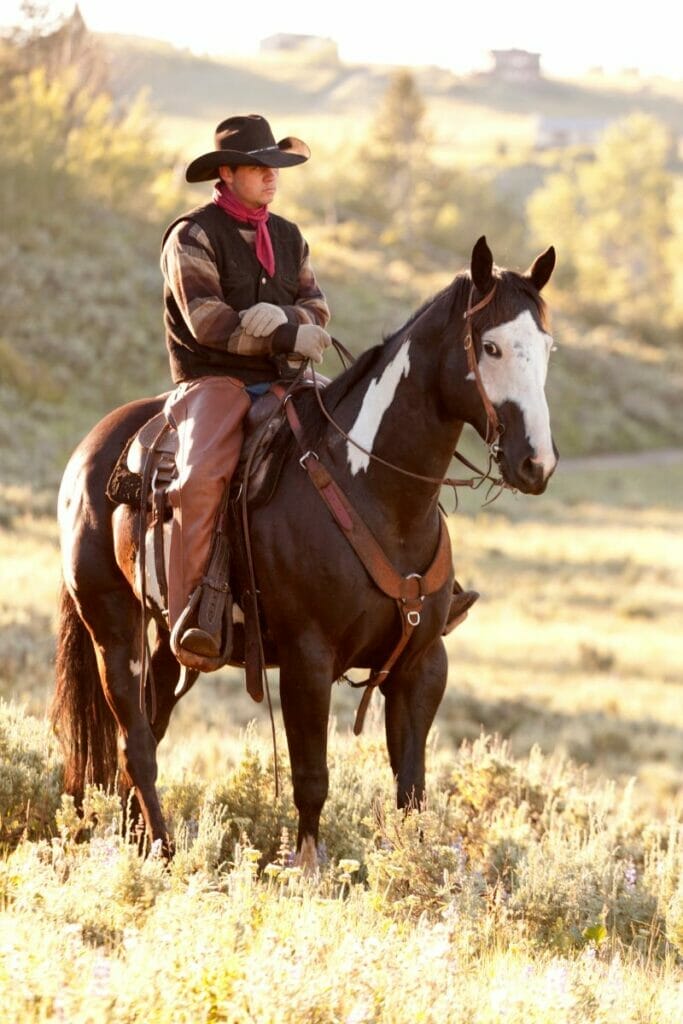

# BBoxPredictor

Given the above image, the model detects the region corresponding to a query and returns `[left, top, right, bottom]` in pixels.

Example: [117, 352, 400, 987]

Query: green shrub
[207, 729, 297, 864]
[366, 798, 487, 924]
[0, 699, 63, 846]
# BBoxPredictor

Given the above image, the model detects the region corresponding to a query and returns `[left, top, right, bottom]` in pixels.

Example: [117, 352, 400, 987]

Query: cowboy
[160, 114, 332, 667]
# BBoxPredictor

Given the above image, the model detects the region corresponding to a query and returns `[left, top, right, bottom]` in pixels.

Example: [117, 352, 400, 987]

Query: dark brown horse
[51, 237, 557, 861]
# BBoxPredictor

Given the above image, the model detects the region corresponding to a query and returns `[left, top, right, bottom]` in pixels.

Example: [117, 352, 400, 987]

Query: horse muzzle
[497, 441, 559, 495]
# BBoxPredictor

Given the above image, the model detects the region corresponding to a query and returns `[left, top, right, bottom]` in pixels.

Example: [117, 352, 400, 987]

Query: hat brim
[185, 136, 310, 183]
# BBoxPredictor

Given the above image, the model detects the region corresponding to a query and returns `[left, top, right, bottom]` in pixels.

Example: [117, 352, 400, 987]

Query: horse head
[454, 236, 558, 495]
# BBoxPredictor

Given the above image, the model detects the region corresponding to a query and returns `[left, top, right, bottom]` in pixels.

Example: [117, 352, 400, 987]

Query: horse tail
[50, 581, 118, 799]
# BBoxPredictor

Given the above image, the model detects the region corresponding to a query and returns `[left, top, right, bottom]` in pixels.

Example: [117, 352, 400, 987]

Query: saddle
[106, 382, 314, 702]
[109, 388, 290, 512]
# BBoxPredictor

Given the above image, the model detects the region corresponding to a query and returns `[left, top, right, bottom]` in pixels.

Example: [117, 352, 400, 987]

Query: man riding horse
[161, 113, 477, 670]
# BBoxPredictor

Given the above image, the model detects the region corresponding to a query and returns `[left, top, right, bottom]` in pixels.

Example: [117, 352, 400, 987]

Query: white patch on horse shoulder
[346, 339, 411, 474]
[129, 659, 142, 678]
[477, 310, 556, 474]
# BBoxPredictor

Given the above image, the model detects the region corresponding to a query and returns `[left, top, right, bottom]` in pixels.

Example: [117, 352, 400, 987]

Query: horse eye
[483, 341, 502, 359]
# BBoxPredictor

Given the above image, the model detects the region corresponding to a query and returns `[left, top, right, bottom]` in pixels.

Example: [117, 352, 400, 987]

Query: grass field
[2, 452, 681, 800]
[1, 450, 682, 1022]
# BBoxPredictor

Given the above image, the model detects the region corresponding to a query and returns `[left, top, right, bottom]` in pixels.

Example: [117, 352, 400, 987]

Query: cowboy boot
[169, 588, 227, 670]
[178, 621, 222, 659]
[170, 510, 234, 668]
[167, 534, 226, 669]
[443, 580, 479, 634]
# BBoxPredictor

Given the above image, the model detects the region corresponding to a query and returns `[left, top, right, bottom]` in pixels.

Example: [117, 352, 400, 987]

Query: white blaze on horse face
[346, 339, 411, 474]
[475, 310, 556, 475]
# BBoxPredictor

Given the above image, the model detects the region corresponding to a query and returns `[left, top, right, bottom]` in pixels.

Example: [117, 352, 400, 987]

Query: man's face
[219, 164, 279, 209]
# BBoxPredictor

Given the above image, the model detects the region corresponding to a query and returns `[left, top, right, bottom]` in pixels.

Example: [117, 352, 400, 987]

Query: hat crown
[185, 113, 309, 182]
[214, 115, 276, 155]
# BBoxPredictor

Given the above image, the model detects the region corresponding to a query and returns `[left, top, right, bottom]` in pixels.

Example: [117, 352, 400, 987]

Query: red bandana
[213, 181, 275, 278]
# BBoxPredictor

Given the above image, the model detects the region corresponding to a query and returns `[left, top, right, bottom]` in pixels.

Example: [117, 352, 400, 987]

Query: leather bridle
[310, 280, 506, 498]
[462, 282, 501, 448]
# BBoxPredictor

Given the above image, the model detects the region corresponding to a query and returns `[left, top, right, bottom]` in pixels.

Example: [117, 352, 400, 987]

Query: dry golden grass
[1, 453, 683, 1021]
[2, 449, 681, 815]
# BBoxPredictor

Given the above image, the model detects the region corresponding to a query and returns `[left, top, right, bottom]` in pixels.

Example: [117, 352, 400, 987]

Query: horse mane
[322, 275, 468, 413]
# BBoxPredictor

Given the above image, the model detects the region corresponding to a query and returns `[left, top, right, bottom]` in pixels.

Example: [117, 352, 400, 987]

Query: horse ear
[526, 246, 556, 291]
[471, 235, 494, 293]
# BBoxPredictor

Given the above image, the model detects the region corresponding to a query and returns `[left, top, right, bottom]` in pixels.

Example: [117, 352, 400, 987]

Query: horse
[51, 236, 557, 862]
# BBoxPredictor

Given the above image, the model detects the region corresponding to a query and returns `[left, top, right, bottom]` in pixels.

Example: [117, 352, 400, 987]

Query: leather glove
[293, 324, 333, 364]
[239, 302, 288, 337]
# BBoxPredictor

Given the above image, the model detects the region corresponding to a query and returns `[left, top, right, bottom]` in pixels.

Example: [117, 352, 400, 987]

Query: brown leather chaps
[163, 375, 251, 631]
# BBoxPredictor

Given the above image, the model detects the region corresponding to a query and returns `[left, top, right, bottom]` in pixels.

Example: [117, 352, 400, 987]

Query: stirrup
[170, 588, 229, 673]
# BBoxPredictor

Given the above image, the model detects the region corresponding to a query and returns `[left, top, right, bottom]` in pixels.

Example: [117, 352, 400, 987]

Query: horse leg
[383, 639, 448, 808]
[84, 588, 173, 854]
[279, 645, 333, 866]
[147, 624, 199, 744]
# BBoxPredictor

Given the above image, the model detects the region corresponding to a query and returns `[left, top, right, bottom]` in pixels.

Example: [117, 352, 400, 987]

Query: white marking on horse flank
[134, 521, 173, 613]
[346, 339, 412, 474]
[129, 659, 142, 678]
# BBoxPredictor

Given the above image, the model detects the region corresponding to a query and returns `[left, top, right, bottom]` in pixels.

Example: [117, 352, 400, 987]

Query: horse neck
[327, 300, 465, 535]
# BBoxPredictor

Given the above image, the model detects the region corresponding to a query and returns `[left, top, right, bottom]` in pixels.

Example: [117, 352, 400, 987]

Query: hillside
[2, 30, 683, 492]
[100, 34, 683, 164]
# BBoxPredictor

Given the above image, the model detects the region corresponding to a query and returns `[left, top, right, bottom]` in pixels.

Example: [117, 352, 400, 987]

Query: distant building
[535, 116, 608, 150]
[489, 49, 541, 82]
[260, 34, 338, 62]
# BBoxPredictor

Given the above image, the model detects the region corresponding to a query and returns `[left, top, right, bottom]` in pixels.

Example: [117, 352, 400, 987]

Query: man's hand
[240, 302, 288, 337]
[293, 324, 333, 364]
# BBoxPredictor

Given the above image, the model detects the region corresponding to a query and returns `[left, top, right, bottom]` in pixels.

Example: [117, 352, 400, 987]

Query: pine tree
[365, 70, 432, 246]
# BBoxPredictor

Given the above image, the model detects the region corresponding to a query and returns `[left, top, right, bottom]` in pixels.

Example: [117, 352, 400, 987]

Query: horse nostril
[521, 456, 544, 484]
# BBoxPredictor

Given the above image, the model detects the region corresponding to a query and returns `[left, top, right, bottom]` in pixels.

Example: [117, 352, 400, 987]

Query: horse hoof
[294, 836, 319, 875]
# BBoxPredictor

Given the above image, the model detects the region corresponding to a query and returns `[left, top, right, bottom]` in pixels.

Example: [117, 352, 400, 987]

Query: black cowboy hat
[185, 114, 310, 183]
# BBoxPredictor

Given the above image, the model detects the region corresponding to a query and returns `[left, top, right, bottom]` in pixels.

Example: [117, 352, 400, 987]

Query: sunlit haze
[2, 0, 681, 78]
